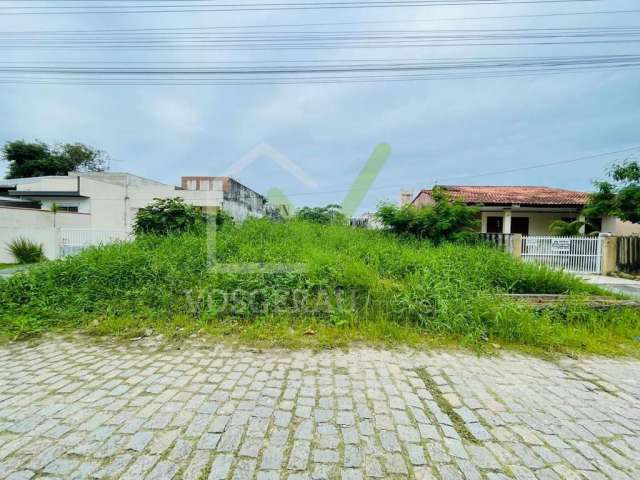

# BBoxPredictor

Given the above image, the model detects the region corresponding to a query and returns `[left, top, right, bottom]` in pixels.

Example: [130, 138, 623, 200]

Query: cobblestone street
[0, 339, 639, 480]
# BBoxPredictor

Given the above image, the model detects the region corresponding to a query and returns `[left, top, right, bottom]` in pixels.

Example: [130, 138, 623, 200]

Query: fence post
[54, 227, 61, 260]
[600, 234, 617, 275]
[511, 234, 523, 260]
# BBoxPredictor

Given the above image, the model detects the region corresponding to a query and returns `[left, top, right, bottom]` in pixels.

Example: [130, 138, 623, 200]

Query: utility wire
[3, 26, 639, 50]
[0, 55, 637, 84]
[1, 8, 635, 34]
[281, 146, 640, 197]
[0, 0, 603, 15]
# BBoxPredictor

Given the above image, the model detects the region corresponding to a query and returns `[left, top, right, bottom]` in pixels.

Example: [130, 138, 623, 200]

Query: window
[57, 205, 79, 213]
[511, 217, 529, 235]
[486, 216, 504, 233]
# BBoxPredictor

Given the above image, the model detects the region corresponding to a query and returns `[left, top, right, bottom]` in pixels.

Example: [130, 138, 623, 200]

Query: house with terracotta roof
[410, 185, 640, 236]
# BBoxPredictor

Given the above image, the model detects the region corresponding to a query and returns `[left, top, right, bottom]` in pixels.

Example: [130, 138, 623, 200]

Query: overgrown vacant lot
[1, 220, 638, 355]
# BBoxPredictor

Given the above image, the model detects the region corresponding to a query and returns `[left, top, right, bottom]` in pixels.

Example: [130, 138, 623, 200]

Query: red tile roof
[412, 186, 588, 207]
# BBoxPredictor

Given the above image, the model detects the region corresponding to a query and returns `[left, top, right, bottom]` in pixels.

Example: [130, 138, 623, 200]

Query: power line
[3, 26, 639, 51]
[0, 55, 638, 85]
[281, 146, 640, 197]
[0, 0, 603, 15]
[0, 54, 637, 74]
[1, 8, 635, 34]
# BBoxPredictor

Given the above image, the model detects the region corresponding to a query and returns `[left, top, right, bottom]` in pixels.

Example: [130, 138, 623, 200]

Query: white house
[0, 172, 267, 262]
[410, 185, 640, 236]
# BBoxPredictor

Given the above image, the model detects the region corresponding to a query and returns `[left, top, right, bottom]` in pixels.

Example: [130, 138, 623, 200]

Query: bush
[7, 238, 44, 264]
[296, 204, 346, 224]
[376, 186, 479, 243]
[133, 197, 204, 235]
[214, 209, 235, 227]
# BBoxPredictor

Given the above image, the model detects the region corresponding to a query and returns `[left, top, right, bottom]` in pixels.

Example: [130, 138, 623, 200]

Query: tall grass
[0, 219, 638, 354]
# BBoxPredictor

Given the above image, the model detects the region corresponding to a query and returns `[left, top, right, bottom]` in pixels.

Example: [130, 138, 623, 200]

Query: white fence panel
[58, 229, 131, 258]
[521, 236, 602, 274]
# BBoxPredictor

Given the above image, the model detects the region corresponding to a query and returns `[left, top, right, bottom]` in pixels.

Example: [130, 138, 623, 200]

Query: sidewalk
[579, 274, 640, 298]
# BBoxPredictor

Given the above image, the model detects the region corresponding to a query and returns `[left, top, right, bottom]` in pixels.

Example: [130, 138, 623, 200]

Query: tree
[2, 140, 108, 178]
[296, 204, 346, 224]
[133, 198, 205, 235]
[584, 160, 640, 224]
[375, 186, 480, 243]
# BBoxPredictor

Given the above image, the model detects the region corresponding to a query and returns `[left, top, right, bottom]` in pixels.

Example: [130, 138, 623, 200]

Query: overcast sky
[1, 1, 639, 213]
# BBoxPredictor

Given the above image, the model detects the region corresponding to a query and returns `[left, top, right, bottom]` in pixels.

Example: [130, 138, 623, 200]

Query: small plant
[548, 219, 589, 236]
[134, 197, 205, 235]
[7, 237, 45, 264]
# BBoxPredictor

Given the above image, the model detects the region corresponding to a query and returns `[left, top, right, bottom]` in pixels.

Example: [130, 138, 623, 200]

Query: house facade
[0, 172, 267, 232]
[410, 185, 640, 236]
[0, 172, 267, 263]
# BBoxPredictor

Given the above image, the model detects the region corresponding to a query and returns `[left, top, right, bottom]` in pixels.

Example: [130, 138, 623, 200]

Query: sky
[0, 0, 639, 214]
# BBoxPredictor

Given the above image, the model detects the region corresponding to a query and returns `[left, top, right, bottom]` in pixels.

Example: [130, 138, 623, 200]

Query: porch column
[578, 214, 586, 235]
[503, 210, 512, 234]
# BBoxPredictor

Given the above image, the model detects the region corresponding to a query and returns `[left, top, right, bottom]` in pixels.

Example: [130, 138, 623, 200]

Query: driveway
[579, 274, 640, 298]
[0, 339, 639, 479]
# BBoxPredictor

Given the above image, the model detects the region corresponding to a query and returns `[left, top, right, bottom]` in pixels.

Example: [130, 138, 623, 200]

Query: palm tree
[548, 219, 589, 236]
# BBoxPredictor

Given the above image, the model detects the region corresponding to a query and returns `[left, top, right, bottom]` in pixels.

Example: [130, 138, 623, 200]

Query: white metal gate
[58, 229, 130, 258]
[521, 236, 603, 274]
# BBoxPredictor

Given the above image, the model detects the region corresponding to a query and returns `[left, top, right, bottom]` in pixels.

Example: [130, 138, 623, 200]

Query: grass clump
[0, 219, 638, 355]
[6, 237, 44, 264]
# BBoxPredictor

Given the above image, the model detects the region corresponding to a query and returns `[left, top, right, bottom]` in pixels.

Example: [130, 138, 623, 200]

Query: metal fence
[58, 229, 130, 258]
[521, 236, 602, 274]
[616, 236, 640, 272]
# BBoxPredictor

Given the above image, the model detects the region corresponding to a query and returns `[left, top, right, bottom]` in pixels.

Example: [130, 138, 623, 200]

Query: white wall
[0, 207, 90, 263]
[16, 176, 78, 192]
[602, 216, 640, 235]
[8, 173, 257, 233]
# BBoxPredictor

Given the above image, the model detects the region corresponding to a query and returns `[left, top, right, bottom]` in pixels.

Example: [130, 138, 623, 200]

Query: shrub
[375, 186, 479, 243]
[7, 238, 44, 264]
[133, 197, 204, 235]
[296, 204, 346, 224]
[214, 209, 235, 227]
[548, 219, 588, 236]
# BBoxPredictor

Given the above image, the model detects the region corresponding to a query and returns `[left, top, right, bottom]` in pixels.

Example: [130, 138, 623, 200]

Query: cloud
[1, 1, 639, 212]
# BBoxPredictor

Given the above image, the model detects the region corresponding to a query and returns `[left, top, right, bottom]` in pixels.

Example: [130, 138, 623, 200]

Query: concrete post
[578, 214, 586, 235]
[600, 234, 617, 275]
[511, 234, 523, 260]
[503, 210, 512, 234]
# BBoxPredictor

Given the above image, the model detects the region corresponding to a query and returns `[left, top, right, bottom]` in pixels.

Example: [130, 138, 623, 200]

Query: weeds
[0, 219, 638, 355]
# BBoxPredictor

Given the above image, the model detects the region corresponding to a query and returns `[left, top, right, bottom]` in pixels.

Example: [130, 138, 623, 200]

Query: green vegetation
[295, 204, 345, 224]
[0, 263, 17, 271]
[2, 140, 107, 178]
[585, 159, 640, 224]
[548, 219, 588, 236]
[6, 238, 45, 264]
[133, 197, 205, 235]
[0, 220, 638, 356]
[376, 187, 480, 243]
